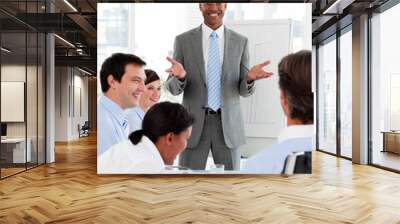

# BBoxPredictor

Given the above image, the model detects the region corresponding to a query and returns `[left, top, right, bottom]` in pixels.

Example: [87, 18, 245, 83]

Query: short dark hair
[100, 53, 146, 92]
[144, 69, 160, 85]
[129, 102, 195, 145]
[278, 50, 313, 124]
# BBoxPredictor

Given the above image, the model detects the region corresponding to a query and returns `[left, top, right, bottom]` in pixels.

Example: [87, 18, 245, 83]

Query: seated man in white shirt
[98, 53, 146, 156]
[98, 101, 195, 174]
[243, 50, 313, 174]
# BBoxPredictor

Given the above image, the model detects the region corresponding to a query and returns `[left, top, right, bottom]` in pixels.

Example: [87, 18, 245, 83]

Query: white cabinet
[1, 138, 32, 163]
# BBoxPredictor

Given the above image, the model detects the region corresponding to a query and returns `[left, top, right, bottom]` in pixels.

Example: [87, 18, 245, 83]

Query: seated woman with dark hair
[98, 102, 195, 174]
[126, 69, 161, 133]
[243, 50, 313, 174]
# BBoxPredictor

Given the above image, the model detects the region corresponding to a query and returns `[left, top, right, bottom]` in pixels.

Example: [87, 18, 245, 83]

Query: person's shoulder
[243, 137, 313, 173]
[248, 142, 283, 161]
[97, 96, 114, 116]
[225, 27, 248, 41]
[103, 140, 136, 158]
[98, 110, 113, 128]
[107, 140, 132, 151]
[279, 137, 313, 151]
[243, 143, 281, 173]
[176, 26, 200, 39]
[243, 142, 289, 173]
[126, 107, 141, 116]
[246, 138, 310, 163]
[98, 104, 115, 129]
[97, 96, 107, 109]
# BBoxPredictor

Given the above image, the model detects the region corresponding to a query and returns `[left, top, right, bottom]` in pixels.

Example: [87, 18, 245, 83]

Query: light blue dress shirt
[126, 107, 145, 133]
[243, 137, 312, 174]
[97, 95, 130, 156]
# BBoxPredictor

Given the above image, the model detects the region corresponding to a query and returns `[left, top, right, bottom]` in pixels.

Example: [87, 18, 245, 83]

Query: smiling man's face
[114, 64, 146, 109]
[199, 3, 227, 30]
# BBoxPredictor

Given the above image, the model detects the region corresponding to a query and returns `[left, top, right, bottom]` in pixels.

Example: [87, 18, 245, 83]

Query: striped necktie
[207, 31, 221, 111]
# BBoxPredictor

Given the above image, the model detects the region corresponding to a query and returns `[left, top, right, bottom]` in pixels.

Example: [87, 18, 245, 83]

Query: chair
[78, 121, 90, 138]
[282, 151, 312, 175]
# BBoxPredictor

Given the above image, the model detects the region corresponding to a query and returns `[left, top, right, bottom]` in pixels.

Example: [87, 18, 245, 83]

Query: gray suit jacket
[166, 25, 255, 149]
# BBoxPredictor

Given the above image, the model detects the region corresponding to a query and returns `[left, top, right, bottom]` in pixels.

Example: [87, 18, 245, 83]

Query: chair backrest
[282, 151, 311, 175]
[294, 151, 311, 174]
[82, 121, 90, 129]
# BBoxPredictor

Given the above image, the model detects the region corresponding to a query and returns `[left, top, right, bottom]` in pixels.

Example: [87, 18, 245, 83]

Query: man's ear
[107, 75, 116, 89]
[280, 90, 289, 115]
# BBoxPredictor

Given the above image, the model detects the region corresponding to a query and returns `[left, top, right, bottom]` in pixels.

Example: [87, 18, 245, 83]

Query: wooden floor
[1, 134, 400, 223]
[1, 163, 44, 178]
[1, 167, 26, 178]
[372, 151, 400, 171]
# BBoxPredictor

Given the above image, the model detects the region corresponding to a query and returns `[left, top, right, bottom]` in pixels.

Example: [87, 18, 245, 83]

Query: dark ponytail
[129, 130, 145, 145]
[128, 102, 195, 145]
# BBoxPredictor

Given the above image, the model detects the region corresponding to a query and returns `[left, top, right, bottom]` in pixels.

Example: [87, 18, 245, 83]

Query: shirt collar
[136, 107, 145, 120]
[278, 124, 314, 143]
[100, 95, 129, 128]
[202, 23, 224, 39]
[127, 106, 145, 120]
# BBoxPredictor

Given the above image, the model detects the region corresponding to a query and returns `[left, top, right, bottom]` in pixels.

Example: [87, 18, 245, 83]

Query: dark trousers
[178, 113, 240, 170]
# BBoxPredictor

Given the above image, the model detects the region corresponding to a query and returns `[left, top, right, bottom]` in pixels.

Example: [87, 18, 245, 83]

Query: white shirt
[97, 136, 165, 174]
[277, 124, 314, 143]
[97, 95, 130, 156]
[202, 23, 224, 76]
[243, 124, 314, 174]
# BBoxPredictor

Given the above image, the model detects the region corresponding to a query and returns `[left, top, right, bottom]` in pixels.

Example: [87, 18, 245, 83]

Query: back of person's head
[144, 69, 160, 85]
[278, 50, 313, 124]
[100, 53, 146, 93]
[129, 102, 195, 145]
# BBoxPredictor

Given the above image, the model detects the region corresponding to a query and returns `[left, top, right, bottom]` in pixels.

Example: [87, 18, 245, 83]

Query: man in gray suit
[165, 3, 272, 170]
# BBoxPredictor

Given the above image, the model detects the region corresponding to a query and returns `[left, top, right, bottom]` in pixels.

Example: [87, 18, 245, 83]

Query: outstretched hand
[247, 60, 273, 82]
[165, 56, 186, 79]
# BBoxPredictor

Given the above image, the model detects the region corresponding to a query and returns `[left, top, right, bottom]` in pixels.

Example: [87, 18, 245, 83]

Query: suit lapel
[190, 26, 206, 85]
[222, 28, 234, 84]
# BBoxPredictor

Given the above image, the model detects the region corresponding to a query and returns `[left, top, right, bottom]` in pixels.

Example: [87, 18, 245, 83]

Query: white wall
[71, 73, 89, 138]
[1, 65, 26, 150]
[1, 65, 37, 138]
[55, 67, 89, 141]
[1, 64, 46, 163]
[55, 66, 68, 141]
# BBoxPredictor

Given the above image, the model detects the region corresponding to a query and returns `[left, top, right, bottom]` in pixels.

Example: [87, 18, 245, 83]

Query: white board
[1, 82, 25, 122]
[226, 20, 292, 138]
